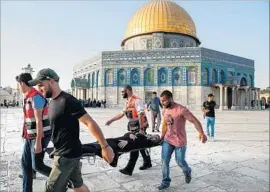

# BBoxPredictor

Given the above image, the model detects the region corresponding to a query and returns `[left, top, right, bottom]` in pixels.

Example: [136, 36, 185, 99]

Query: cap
[28, 68, 59, 86]
[16, 73, 33, 86]
[208, 93, 214, 97]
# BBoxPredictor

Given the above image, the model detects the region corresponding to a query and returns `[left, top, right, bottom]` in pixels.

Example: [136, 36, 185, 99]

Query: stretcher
[46, 142, 161, 166]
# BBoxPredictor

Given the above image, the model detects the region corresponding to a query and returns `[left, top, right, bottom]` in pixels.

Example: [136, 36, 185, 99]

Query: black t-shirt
[203, 101, 216, 117]
[48, 91, 87, 158]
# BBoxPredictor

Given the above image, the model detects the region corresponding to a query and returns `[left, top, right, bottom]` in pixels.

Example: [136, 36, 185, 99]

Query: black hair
[160, 90, 173, 99]
[16, 73, 32, 87]
[124, 84, 132, 91]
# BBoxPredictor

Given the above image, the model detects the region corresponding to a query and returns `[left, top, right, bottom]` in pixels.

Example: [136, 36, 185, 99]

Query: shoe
[152, 129, 155, 132]
[158, 184, 169, 190]
[18, 172, 36, 179]
[212, 137, 215, 142]
[139, 163, 152, 170]
[156, 129, 160, 132]
[119, 168, 132, 176]
[185, 169, 192, 184]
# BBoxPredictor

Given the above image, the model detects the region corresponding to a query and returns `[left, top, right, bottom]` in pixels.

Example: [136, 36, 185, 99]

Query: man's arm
[79, 114, 109, 148]
[32, 95, 46, 153]
[161, 120, 167, 140]
[105, 113, 125, 126]
[33, 109, 43, 152]
[181, 108, 207, 143]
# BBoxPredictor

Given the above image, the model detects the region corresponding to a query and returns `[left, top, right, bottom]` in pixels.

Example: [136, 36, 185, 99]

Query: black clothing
[48, 91, 86, 158]
[203, 101, 216, 117]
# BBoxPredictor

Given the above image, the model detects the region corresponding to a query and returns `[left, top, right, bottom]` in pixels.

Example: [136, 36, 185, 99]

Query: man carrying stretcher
[105, 85, 152, 176]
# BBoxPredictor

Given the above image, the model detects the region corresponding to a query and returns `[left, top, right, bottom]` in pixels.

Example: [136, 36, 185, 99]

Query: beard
[45, 86, 53, 98]
[163, 101, 172, 108]
[122, 92, 128, 99]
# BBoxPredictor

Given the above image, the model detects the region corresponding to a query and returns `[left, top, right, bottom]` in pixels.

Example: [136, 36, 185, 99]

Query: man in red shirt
[158, 90, 207, 190]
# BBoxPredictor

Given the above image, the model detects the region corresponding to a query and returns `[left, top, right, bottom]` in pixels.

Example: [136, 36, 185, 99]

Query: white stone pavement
[0, 108, 269, 192]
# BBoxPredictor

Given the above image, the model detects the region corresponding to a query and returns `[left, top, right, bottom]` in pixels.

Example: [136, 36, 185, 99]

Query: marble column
[231, 86, 236, 110]
[224, 86, 228, 109]
[219, 85, 223, 110]
[257, 89, 261, 110]
[244, 88, 249, 110]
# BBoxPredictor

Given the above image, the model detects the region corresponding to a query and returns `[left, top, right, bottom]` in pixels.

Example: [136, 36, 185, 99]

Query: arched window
[240, 77, 247, 86]
[158, 68, 168, 86]
[130, 68, 140, 86]
[118, 69, 127, 86]
[96, 71, 99, 88]
[203, 68, 209, 85]
[92, 72, 95, 87]
[88, 73, 91, 88]
[172, 67, 182, 85]
[219, 70, 225, 83]
[187, 67, 196, 84]
[212, 69, 217, 83]
[144, 68, 154, 85]
[105, 69, 114, 86]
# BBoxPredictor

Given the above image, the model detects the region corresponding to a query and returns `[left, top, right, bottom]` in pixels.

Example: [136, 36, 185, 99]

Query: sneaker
[139, 163, 152, 170]
[119, 168, 132, 176]
[158, 184, 169, 190]
[185, 169, 192, 184]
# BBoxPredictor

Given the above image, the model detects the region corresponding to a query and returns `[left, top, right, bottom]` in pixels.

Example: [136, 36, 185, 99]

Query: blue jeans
[21, 136, 52, 192]
[205, 117, 215, 137]
[161, 141, 191, 187]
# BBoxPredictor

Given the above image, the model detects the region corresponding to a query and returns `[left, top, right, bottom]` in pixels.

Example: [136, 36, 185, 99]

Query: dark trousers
[151, 111, 161, 131]
[21, 136, 52, 192]
[125, 149, 151, 173]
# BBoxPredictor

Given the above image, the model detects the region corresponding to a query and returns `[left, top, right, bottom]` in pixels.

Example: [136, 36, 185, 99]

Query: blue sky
[1, 0, 269, 90]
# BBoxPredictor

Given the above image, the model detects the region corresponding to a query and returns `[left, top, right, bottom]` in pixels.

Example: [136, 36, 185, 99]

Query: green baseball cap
[28, 68, 59, 86]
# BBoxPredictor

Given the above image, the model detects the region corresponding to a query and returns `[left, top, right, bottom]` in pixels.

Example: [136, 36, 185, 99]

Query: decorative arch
[130, 68, 140, 86]
[144, 68, 154, 85]
[172, 67, 182, 85]
[158, 68, 168, 86]
[105, 69, 114, 86]
[203, 68, 209, 85]
[219, 70, 225, 83]
[212, 69, 218, 84]
[187, 67, 196, 84]
[118, 69, 127, 86]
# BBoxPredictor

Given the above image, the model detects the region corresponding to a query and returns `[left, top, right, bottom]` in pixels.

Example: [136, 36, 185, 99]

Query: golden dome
[121, 0, 200, 46]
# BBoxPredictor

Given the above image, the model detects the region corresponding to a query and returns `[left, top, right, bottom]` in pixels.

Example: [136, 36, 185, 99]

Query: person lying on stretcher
[47, 133, 161, 167]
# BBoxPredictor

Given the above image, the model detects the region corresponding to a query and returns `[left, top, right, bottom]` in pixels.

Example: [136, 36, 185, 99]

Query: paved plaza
[0, 107, 269, 192]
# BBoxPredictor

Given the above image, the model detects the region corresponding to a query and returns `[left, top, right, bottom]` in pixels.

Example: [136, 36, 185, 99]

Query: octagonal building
[71, 0, 260, 110]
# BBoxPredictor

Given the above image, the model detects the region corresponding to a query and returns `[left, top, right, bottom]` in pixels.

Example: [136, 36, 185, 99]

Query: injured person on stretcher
[47, 133, 161, 167]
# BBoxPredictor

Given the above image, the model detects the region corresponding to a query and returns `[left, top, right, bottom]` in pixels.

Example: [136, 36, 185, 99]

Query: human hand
[105, 120, 113, 126]
[34, 142, 42, 154]
[205, 109, 210, 113]
[199, 133, 207, 143]
[101, 146, 115, 164]
[129, 134, 137, 140]
[118, 140, 128, 149]
[139, 130, 145, 135]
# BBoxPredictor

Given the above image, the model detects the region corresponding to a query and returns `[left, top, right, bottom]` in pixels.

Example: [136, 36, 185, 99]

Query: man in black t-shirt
[202, 93, 216, 141]
[29, 68, 114, 192]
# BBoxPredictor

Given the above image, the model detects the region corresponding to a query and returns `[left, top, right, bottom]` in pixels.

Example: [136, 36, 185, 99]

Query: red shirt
[163, 103, 197, 147]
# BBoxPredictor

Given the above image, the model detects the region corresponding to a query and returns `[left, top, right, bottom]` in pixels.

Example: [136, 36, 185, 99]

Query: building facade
[71, 0, 260, 110]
